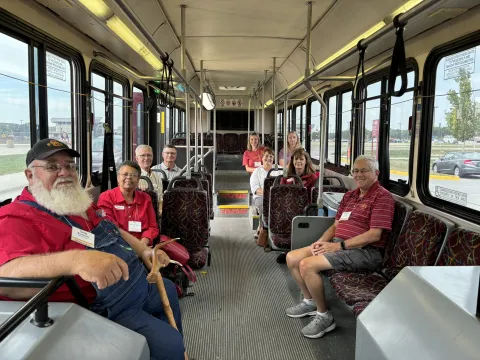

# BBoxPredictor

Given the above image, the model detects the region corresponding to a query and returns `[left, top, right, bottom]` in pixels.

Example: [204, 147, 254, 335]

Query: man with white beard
[0, 139, 186, 360]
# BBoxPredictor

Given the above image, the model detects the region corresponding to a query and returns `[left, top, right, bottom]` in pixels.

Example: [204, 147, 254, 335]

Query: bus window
[132, 86, 145, 154]
[113, 81, 124, 159]
[46, 52, 73, 148]
[364, 81, 381, 161]
[0, 32, 29, 200]
[310, 100, 320, 160]
[341, 91, 352, 166]
[428, 44, 480, 212]
[327, 96, 337, 163]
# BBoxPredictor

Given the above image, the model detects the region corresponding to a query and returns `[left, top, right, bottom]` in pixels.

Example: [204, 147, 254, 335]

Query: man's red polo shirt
[334, 181, 395, 249]
[97, 187, 159, 245]
[242, 147, 265, 169]
[0, 188, 98, 303]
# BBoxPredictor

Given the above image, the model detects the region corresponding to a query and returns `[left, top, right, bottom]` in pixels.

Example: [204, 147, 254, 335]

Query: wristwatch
[340, 241, 346, 250]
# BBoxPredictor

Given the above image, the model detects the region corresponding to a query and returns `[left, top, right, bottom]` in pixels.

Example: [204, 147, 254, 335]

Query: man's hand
[140, 237, 150, 246]
[311, 242, 341, 256]
[310, 237, 325, 255]
[72, 251, 129, 290]
[256, 188, 264, 196]
[142, 248, 171, 270]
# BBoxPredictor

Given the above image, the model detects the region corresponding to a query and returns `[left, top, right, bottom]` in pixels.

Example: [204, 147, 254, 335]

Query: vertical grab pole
[283, 93, 288, 177]
[200, 60, 204, 168]
[262, 70, 267, 145]
[213, 107, 216, 194]
[248, 95, 251, 136]
[305, 1, 313, 78]
[273, 57, 278, 169]
[181, 4, 190, 180]
[194, 99, 198, 172]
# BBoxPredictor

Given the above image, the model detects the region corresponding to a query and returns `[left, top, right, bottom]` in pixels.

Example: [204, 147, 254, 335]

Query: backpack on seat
[157, 235, 197, 297]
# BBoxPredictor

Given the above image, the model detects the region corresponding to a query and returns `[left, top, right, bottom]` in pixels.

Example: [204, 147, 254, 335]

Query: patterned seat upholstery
[268, 183, 308, 250]
[352, 301, 370, 318]
[203, 172, 214, 219]
[216, 133, 224, 154]
[171, 177, 210, 221]
[238, 133, 248, 154]
[330, 209, 453, 305]
[262, 177, 276, 227]
[223, 133, 238, 154]
[161, 184, 209, 267]
[263, 134, 275, 149]
[203, 133, 214, 146]
[189, 247, 209, 270]
[171, 138, 186, 146]
[436, 228, 480, 266]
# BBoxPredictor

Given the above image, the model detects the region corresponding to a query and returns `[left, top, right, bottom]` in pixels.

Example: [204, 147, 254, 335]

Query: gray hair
[118, 160, 141, 176]
[354, 155, 379, 172]
[135, 144, 153, 155]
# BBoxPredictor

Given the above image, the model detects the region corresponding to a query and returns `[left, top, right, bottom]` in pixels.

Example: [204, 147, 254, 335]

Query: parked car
[443, 135, 457, 144]
[432, 152, 480, 177]
[91, 135, 123, 172]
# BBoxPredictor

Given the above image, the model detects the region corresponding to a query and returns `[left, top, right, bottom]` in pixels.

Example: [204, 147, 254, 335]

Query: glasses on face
[138, 154, 153, 159]
[351, 168, 372, 175]
[31, 163, 78, 173]
[119, 173, 139, 179]
[163, 152, 176, 156]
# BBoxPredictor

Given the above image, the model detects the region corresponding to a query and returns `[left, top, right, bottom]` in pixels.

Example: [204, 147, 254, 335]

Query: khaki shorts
[322, 238, 383, 272]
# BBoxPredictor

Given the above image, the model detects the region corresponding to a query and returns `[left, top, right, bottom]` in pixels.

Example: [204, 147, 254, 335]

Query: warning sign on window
[434, 185, 467, 206]
[46, 53, 67, 81]
[444, 48, 476, 80]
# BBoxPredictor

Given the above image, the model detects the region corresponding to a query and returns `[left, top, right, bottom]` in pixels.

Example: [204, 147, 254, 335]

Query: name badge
[254, 161, 261, 167]
[128, 221, 142, 232]
[71, 227, 95, 248]
[114, 205, 125, 210]
[339, 211, 351, 221]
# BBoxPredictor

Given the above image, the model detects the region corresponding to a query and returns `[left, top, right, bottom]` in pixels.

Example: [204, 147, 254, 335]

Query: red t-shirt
[334, 181, 394, 249]
[242, 147, 265, 169]
[97, 187, 159, 245]
[0, 188, 99, 303]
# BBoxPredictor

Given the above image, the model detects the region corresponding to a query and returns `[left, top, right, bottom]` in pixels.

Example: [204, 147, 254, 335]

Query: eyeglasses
[163, 152, 176, 156]
[31, 163, 78, 173]
[119, 173, 139, 179]
[138, 154, 153, 159]
[351, 169, 372, 175]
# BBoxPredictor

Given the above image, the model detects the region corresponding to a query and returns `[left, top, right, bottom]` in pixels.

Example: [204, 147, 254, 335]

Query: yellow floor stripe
[218, 205, 250, 209]
[218, 190, 249, 194]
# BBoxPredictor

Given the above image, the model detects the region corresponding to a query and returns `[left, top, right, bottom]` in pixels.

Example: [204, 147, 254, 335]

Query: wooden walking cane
[147, 240, 189, 360]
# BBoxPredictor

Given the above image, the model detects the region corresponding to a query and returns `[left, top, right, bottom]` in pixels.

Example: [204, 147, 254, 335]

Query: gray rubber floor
[180, 218, 356, 360]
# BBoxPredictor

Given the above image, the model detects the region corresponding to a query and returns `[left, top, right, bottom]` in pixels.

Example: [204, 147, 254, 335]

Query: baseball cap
[26, 138, 80, 166]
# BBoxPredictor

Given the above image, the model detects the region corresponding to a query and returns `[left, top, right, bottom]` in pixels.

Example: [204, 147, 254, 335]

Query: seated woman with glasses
[98, 160, 159, 246]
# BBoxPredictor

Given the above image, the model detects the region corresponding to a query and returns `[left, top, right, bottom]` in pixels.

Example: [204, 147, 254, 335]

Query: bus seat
[215, 133, 224, 154]
[171, 176, 211, 223]
[223, 133, 238, 154]
[171, 138, 186, 146]
[137, 176, 160, 226]
[268, 176, 308, 251]
[237, 133, 248, 154]
[261, 177, 276, 228]
[161, 177, 210, 270]
[352, 301, 370, 318]
[329, 210, 454, 306]
[0, 302, 149, 360]
[436, 228, 480, 266]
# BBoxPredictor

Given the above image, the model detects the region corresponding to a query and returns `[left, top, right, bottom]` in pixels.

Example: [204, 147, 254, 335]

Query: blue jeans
[105, 276, 184, 360]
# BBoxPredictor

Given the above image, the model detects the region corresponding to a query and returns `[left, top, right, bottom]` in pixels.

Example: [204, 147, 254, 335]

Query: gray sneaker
[286, 301, 317, 318]
[301, 312, 336, 338]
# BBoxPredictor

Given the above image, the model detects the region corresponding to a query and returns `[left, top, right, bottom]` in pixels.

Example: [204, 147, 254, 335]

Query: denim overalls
[21, 201, 185, 360]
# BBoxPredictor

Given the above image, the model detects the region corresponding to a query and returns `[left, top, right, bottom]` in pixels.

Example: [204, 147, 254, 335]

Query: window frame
[89, 61, 130, 170]
[0, 9, 87, 181]
[418, 30, 480, 223]
[132, 82, 147, 154]
[323, 83, 354, 175]
[356, 58, 419, 196]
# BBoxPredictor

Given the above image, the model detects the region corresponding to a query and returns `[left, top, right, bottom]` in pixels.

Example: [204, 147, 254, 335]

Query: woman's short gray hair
[118, 160, 141, 176]
[354, 155, 379, 172]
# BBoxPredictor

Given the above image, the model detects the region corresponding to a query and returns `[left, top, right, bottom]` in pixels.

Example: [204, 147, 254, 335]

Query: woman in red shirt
[98, 160, 159, 246]
[242, 132, 265, 174]
[282, 148, 318, 202]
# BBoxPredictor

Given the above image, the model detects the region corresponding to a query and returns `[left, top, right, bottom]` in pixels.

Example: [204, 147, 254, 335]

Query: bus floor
[180, 217, 356, 360]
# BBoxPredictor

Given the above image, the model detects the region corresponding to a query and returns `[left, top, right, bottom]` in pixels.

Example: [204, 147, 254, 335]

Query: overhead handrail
[388, 14, 408, 97]
[352, 40, 368, 105]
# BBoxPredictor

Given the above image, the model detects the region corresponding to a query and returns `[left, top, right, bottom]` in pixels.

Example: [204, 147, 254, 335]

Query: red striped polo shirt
[334, 181, 394, 249]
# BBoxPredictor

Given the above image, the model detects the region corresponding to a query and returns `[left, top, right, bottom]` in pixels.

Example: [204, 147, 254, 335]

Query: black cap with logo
[26, 138, 80, 166]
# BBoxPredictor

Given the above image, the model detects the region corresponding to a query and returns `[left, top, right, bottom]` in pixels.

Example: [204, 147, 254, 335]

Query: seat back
[138, 176, 159, 225]
[436, 228, 480, 266]
[216, 133, 224, 154]
[382, 210, 454, 280]
[223, 133, 238, 154]
[261, 169, 283, 228]
[161, 177, 209, 253]
[179, 169, 213, 219]
[171, 138, 186, 146]
[238, 133, 248, 154]
[170, 176, 210, 221]
[268, 176, 309, 249]
[382, 198, 414, 267]
[151, 169, 169, 194]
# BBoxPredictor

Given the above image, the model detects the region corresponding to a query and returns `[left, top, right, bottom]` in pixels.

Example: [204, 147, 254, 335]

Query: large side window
[420, 39, 480, 218]
[310, 100, 321, 160]
[132, 85, 146, 153]
[90, 66, 129, 173]
[327, 96, 337, 163]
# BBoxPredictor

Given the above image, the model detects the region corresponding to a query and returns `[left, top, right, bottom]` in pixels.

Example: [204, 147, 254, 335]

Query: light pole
[399, 121, 402, 140]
